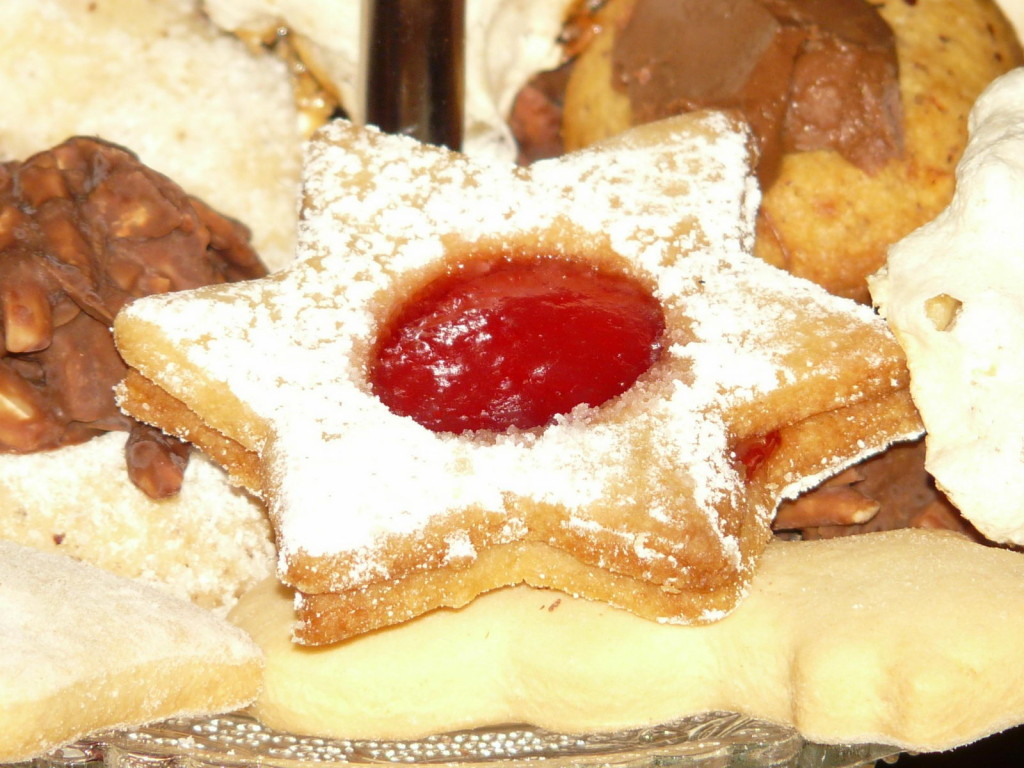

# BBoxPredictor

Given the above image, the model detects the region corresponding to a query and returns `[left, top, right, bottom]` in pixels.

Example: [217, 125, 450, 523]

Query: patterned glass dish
[9, 712, 901, 768]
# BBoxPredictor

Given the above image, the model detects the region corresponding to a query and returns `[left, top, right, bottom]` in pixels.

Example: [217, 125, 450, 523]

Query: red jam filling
[369, 254, 666, 433]
[733, 430, 782, 479]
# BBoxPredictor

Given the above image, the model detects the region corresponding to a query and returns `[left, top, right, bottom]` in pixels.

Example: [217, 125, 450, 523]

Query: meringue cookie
[870, 68, 1024, 545]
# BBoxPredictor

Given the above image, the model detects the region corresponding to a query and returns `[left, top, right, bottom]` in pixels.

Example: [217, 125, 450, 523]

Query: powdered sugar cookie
[0, 540, 262, 762]
[115, 112, 920, 644]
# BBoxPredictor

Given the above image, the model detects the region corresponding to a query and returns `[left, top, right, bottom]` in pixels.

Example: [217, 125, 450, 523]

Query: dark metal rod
[364, 0, 465, 150]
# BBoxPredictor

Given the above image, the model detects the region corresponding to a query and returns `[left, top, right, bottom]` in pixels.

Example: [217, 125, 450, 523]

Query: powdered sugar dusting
[0, 539, 261, 689]
[0, 432, 274, 615]
[118, 113, 896, 594]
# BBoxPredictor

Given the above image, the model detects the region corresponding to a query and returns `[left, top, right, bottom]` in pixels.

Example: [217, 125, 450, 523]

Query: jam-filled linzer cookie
[114, 112, 921, 645]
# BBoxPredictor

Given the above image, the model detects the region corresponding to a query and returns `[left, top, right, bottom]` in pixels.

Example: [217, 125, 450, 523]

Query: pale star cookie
[230, 529, 1024, 753]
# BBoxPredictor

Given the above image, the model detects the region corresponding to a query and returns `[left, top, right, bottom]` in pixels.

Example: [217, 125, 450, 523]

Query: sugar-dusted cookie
[0, 540, 262, 763]
[870, 68, 1024, 545]
[115, 112, 921, 645]
[231, 529, 1024, 752]
[0, 431, 275, 615]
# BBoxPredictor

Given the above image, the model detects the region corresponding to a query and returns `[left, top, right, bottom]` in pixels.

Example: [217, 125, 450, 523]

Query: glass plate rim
[15, 711, 903, 768]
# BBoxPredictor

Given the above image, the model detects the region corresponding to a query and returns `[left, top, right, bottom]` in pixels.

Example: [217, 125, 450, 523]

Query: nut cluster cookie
[114, 112, 921, 645]
[0, 136, 265, 495]
[0, 0, 304, 272]
[0, 137, 275, 614]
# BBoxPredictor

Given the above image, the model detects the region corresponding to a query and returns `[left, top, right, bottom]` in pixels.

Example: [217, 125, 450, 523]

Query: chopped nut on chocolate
[773, 468, 881, 530]
[774, 439, 988, 543]
[0, 137, 267, 498]
[125, 421, 191, 500]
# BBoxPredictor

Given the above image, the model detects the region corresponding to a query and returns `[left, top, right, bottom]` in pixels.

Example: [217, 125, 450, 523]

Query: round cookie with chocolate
[549, 0, 1022, 301]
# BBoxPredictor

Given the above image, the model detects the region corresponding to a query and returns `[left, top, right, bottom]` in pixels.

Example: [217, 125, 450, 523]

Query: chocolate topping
[0, 137, 267, 497]
[611, 0, 903, 184]
[774, 439, 987, 544]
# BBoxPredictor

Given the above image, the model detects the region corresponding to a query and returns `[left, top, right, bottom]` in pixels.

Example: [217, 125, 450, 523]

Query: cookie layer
[0, 540, 262, 762]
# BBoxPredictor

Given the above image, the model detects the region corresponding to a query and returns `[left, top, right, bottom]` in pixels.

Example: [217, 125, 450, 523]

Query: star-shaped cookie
[114, 112, 921, 644]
